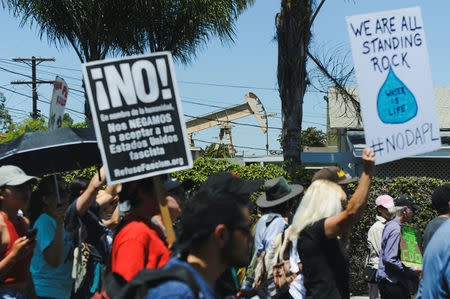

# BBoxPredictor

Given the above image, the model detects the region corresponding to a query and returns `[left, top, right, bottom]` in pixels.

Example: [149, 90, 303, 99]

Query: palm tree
[276, 0, 314, 168]
[276, 0, 351, 171]
[2, 0, 254, 116]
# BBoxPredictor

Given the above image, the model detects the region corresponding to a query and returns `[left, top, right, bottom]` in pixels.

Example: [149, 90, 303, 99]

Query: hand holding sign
[361, 148, 376, 176]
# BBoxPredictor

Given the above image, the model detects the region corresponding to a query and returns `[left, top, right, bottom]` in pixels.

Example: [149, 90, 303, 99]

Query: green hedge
[170, 157, 287, 189]
[347, 176, 449, 295]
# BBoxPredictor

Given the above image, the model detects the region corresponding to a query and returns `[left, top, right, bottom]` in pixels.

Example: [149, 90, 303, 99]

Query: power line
[0, 64, 86, 105]
[37, 63, 81, 73]
[192, 138, 268, 152]
[0, 66, 32, 79]
[182, 101, 325, 127]
[0, 58, 82, 81]
[184, 113, 282, 130]
[179, 80, 278, 91]
[182, 95, 325, 117]
[0, 86, 85, 116]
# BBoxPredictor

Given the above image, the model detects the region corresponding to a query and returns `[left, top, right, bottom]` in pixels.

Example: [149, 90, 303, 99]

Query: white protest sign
[48, 76, 68, 130]
[346, 7, 441, 165]
[82, 52, 193, 184]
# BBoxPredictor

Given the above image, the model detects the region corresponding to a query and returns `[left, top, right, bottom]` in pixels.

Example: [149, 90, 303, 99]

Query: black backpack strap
[107, 265, 201, 299]
[104, 271, 128, 299]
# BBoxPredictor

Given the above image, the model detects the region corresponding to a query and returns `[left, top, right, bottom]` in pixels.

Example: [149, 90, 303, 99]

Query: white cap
[0, 165, 36, 187]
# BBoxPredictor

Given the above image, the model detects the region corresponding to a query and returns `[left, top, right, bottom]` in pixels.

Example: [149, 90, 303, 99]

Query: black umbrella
[0, 127, 101, 176]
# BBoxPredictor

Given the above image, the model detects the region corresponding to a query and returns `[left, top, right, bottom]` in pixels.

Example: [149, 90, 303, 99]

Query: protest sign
[400, 225, 422, 268]
[48, 76, 68, 130]
[82, 52, 193, 185]
[346, 7, 441, 164]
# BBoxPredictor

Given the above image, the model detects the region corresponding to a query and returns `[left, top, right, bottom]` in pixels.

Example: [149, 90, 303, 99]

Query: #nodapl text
[369, 122, 439, 156]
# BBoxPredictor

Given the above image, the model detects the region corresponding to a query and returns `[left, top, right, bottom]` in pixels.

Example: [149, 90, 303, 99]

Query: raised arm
[76, 167, 106, 216]
[95, 184, 118, 208]
[324, 148, 375, 239]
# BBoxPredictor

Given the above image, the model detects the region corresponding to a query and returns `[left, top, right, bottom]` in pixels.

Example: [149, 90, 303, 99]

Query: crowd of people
[0, 147, 448, 299]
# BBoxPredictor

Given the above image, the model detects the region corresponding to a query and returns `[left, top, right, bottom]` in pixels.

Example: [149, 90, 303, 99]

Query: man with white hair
[376, 195, 421, 299]
[366, 195, 395, 299]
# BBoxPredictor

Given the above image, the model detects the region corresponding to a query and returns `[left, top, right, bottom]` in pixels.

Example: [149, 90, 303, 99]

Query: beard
[221, 237, 251, 268]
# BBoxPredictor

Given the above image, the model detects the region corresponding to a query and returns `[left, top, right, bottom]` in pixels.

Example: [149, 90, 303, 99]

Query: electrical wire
[192, 138, 269, 152]
[182, 100, 325, 127]
[0, 86, 85, 116]
[184, 113, 282, 130]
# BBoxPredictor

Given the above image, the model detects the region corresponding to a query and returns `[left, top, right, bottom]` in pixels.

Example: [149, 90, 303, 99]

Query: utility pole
[11, 56, 55, 119]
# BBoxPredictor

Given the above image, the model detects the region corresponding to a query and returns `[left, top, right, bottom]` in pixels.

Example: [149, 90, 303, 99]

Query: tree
[3, 0, 255, 119]
[0, 114, 87, 144]
[276, 126, 326, 150]
[0, 92, 12, 132]
[276, 0, 314, 170]
[0, 115, 47, 143]
[61, 113, 74, 127]
[275, 0, 357, 173]
[301, 126, 326, 147]
[201, 143, 235, 159]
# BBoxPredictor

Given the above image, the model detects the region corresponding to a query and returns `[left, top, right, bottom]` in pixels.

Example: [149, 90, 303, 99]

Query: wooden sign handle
[153, 176, 176, 246]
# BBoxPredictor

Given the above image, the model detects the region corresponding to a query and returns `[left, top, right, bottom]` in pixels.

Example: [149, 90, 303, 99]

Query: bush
[347, 176, 448, 296]
[170, 157, 288, 192]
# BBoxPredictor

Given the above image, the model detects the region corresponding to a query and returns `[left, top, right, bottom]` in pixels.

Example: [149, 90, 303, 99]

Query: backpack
[242, 214, 281, 289]
[263, 226, 298, 298]
[104, 265, 201, 299]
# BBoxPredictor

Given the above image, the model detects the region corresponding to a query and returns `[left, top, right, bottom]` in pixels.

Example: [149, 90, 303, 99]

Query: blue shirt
[416, 219, 450, 299]
[376, 217, 415, 286]
[254, 213, 287, 256]
[146, 257, 219, 299]
[30, 213, 73, 299]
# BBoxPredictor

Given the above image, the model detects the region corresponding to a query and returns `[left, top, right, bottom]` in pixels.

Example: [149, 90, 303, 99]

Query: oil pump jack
[185, 92, 276, 156]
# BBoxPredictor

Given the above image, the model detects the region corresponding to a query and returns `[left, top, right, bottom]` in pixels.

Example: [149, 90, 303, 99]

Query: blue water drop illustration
[377, 67, 418, 124]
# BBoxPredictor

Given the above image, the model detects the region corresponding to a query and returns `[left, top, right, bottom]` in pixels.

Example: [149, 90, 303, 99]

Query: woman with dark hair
[110, 178, 169, 282]
[29, 176, 73, 299]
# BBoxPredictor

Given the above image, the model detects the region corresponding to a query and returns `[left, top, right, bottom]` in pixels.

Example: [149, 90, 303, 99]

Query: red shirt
[0, 212, 32, 284]
[111, 214, 169, 281]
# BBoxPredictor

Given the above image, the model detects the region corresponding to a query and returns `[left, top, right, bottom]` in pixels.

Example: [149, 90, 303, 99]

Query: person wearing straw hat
[243, 177, 303, 290]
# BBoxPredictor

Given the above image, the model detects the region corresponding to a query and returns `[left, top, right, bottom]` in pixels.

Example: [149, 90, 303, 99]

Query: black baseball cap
[394, 194, 420, 212]
[164, 177, 182, 192]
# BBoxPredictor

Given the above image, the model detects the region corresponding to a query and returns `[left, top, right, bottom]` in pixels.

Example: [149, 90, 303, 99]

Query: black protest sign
[82, 52, 193, 184]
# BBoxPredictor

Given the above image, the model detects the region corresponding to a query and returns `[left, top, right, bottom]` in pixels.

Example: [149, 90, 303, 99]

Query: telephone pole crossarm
[10, 57, 55, 119]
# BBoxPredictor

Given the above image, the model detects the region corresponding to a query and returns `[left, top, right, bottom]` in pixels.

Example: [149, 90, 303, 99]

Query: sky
[0, 0, 449, 156]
